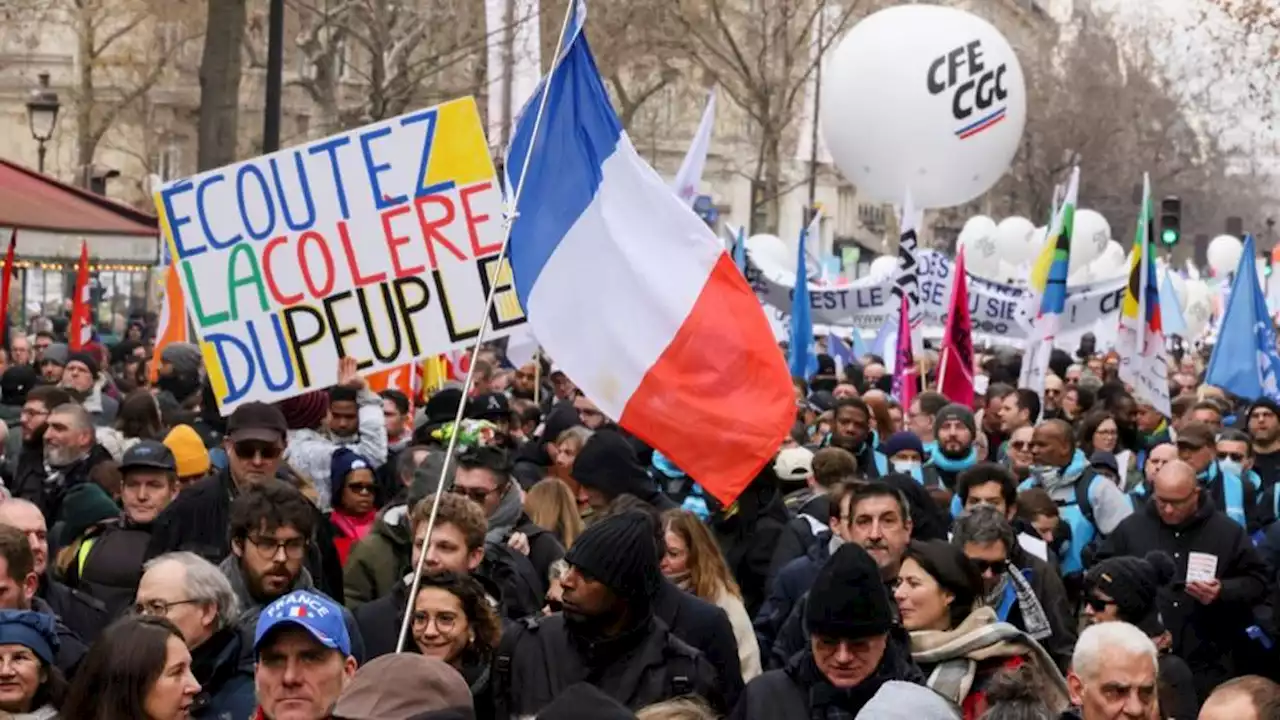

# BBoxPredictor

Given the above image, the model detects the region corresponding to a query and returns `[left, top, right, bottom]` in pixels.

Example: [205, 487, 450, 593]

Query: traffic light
[1159, 196, 1182, 246]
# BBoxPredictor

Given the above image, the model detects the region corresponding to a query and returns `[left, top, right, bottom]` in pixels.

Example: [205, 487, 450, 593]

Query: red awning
[0, 159, 157, 236]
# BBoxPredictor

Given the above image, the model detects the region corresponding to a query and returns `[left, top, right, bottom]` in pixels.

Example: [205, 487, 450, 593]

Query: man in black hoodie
[493, 511, 721, 717]
[1100, 459, 1269, 702]
[572, 429, 677, 513]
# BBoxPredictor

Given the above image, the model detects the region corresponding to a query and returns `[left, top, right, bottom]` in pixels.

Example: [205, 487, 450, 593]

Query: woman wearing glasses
[327, 449, 380, 566]
[409, 572, 501, 718]
[894, 540, 1068, 719]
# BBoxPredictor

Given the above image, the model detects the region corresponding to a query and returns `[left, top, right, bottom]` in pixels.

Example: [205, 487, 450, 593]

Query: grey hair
[1072, 622, 1157, 682]
[952, 504, 1016, 553]
[144, 551, 240, 630]
[555, 425, 593, 446]
[49, 403, 93, 433]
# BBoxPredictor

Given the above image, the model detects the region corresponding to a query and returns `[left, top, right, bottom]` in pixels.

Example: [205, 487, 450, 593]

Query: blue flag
[849, 329, 868, 359]
[1159, 269, 1188, 337]
[828, 331, 854, 374]
[733, 226, 746, 275]
[1205, 235, 1280, 401]
[788, 224, 817, 379]
[869, 313, 895, 362]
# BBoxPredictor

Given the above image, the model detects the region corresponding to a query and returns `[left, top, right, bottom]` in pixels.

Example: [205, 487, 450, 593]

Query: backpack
[479, 540, 546, 620]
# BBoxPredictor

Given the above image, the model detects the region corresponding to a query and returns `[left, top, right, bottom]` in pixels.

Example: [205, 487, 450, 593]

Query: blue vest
[1019, 458, 1101, 576]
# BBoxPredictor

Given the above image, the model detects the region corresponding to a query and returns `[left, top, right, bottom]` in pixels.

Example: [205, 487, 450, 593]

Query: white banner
[748, 249, 1127, 348]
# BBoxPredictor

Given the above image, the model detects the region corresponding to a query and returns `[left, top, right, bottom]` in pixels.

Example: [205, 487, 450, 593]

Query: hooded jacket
[1100, 496, 1268, 701]
[493, 612, 721, 718]
[189, 627, 255, 720]
[572, 430, 677, 511]
[283, 388, 388, 510]
[342, 503, 413, 611]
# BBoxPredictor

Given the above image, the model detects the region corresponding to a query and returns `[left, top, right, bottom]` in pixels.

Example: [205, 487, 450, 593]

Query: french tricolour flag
[505, 1, 793, 505]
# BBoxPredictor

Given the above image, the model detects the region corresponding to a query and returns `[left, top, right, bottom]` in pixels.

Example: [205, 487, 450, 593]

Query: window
[152, 142, 182, 182]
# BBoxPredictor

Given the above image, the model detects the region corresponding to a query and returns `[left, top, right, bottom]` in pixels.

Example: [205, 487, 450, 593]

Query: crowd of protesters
[0, 326, 1275, 719]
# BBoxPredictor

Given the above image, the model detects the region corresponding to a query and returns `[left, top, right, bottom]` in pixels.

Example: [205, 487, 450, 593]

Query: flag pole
[394, 0, 580, 654]
[533, 349, 543, 405]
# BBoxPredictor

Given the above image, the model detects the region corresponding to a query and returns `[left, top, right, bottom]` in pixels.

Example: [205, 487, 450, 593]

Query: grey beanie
[855, 681, 961, 720]
[41, 343, 68, 367]
[161, 342, 204, 376]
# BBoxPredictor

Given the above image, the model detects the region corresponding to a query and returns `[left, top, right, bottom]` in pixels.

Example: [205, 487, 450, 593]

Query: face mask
[893, 460, 923, 483]
[1219, 459, 1244, 478]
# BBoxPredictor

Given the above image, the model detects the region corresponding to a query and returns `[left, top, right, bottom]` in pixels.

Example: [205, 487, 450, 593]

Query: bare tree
[671, 0, 867, 232]
[197, 0, 246, 170]
[64, 0, 202, 183]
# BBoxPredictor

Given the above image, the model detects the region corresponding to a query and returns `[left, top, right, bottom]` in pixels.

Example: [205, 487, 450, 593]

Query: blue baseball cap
[254, 590, 351, 657]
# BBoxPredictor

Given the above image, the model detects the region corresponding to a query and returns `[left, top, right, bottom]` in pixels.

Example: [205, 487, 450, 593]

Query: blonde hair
[636, 698, 718, 720]
[661, 509, 741, 602]
[524, 478, 584, 549]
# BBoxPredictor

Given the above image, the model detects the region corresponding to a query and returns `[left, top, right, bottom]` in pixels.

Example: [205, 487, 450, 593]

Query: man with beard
[11, 402, 115, 526]
[927, 403, 982, 490]
[1018, 420, 1132, 585]
[282, 358, 388, 510]
[981, 384, 1014, 461]
[1248, 399, 1280, 493]
[1042, 374, 1065, 421]
[37, 343, 65, 385]
[220, 479, 362, 663]
[58, 352, 117, 426]
[3, 386, 70, 495]
[153, 343, 205, 409]
[493, 511, 721, 716]
[830, 398, 886, 478]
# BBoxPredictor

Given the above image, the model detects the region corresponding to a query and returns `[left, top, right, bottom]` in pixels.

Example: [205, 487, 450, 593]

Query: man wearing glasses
[147, 401, 292, 563]
[3, 386, 71, 505]
[135, 551, 255, 717]
[1247, 398, 1280, 493]
[1100, 459, 1268, 703]
[220, 479, 363, 663]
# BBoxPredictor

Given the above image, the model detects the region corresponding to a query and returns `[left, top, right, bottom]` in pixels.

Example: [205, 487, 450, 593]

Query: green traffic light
[1160, 228, 1179, 245]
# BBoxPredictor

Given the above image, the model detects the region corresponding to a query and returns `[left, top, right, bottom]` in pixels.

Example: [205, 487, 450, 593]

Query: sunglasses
[1176, 442, 1204, 454]
[1009, 441, 1030, 451]
[1217, 452, 1246, 463]
[968, 557, 1007, 575]
[346, 483, 376, 495]
[234, 441, 282, 460]
[452, 486, 497, 504]
[1084, 595, 1114, 612]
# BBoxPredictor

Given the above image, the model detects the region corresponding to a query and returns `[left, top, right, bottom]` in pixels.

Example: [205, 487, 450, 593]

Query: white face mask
[892, 460, 922, 474]
[1219, 459, 1244, 478]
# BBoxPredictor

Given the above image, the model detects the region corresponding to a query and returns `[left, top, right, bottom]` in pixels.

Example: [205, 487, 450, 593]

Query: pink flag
[892, 293, 918, 410]
[937, 246, 975, 406]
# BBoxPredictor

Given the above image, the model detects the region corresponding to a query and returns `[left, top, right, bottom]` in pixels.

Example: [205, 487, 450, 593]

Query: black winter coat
[1100, 498, 1269, 701]
[65, 516, 152, 618]
[37, 577, 108, 648]
[714, 480, 789, 617]
[729, 637, 924, 719]
[754, 533, 831, 669]
[145, 467, 346, 603]
[32, 595, 89, 679]
[11, 438, 115, 527]
[653, 579, 745, 709]
[1008, 545, 1077, 673]
[493, 613, 721, 719]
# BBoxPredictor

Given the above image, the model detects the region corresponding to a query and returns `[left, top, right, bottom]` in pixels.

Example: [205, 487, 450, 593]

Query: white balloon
[995, 217, 1036, 265]
[1069, 210, 1110, 274]
[960, 215, 998, 245]
[1087, 240, 1127, 280]
[870, 255, 899, 279]
[1208, 235, 1244, 276]
[820, 5, 1027, 208]
[1182, 280, 1213, 339]
[745, 234, 791, 280]
[961, 231, 1002, 279]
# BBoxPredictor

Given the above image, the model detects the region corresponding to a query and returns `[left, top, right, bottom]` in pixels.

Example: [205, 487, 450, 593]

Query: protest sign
[154, 97, 526, 412]
[748, 247, 1127, 348]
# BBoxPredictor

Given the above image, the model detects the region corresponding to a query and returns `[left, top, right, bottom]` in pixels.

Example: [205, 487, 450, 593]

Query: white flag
[893, 189, 926, 357]
[672, 89, 716, 206]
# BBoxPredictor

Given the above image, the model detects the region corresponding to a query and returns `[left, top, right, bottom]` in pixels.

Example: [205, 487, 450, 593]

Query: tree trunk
[75, 4, 95, 186]
[197, 0, 247, 171]
[762, 125, 782, 234]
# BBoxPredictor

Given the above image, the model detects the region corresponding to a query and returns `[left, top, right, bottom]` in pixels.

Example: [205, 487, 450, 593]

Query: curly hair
[228, 479, 316, 542]
[415, 571, 501, 658]
[412, 493, 487, 551]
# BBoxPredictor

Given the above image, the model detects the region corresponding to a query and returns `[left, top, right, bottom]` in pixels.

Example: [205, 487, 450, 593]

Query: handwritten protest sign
[154, 97, 526, 412]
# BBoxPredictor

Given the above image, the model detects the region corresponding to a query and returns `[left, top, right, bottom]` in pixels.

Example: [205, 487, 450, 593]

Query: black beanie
[934, 403, 977, 438]
[806, 543, 894, 641]
[565, 510, 661, 607]
[535, 682, 636, 719]
[65, 351, 99, 378]
[571, 429, 653, 501]
[1086, 551, 1176, 636]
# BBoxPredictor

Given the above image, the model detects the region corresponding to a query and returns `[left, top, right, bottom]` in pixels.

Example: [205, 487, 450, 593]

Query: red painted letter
[381, 205, 424, 279]
[337, 221, 388, 286]
[263, 236, 303, 304]
[413, 193, 468, 270]
[459, 182, 501, 257]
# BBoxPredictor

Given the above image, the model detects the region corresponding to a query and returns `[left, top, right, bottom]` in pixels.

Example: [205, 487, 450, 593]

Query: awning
[0, 159, 159, 263]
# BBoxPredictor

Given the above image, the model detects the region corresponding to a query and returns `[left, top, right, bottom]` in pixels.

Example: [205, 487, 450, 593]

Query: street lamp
[25, 72, 60, 174]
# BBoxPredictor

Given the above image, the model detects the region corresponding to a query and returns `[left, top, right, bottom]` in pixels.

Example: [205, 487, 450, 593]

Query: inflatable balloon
[820, 5, 1027, 208]
[745, 234, 791, 281]
[1069, 210, 1110, 274]
[1086, 240, 1127, 280]
[961, 230, 1002, 279]
[1208, 235, 1244, 277]
[870, 255, 899, 279]
[1182, 279, 1213, 339]
[995, 217, 1037, 265]
[960, 216, 998, 246]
